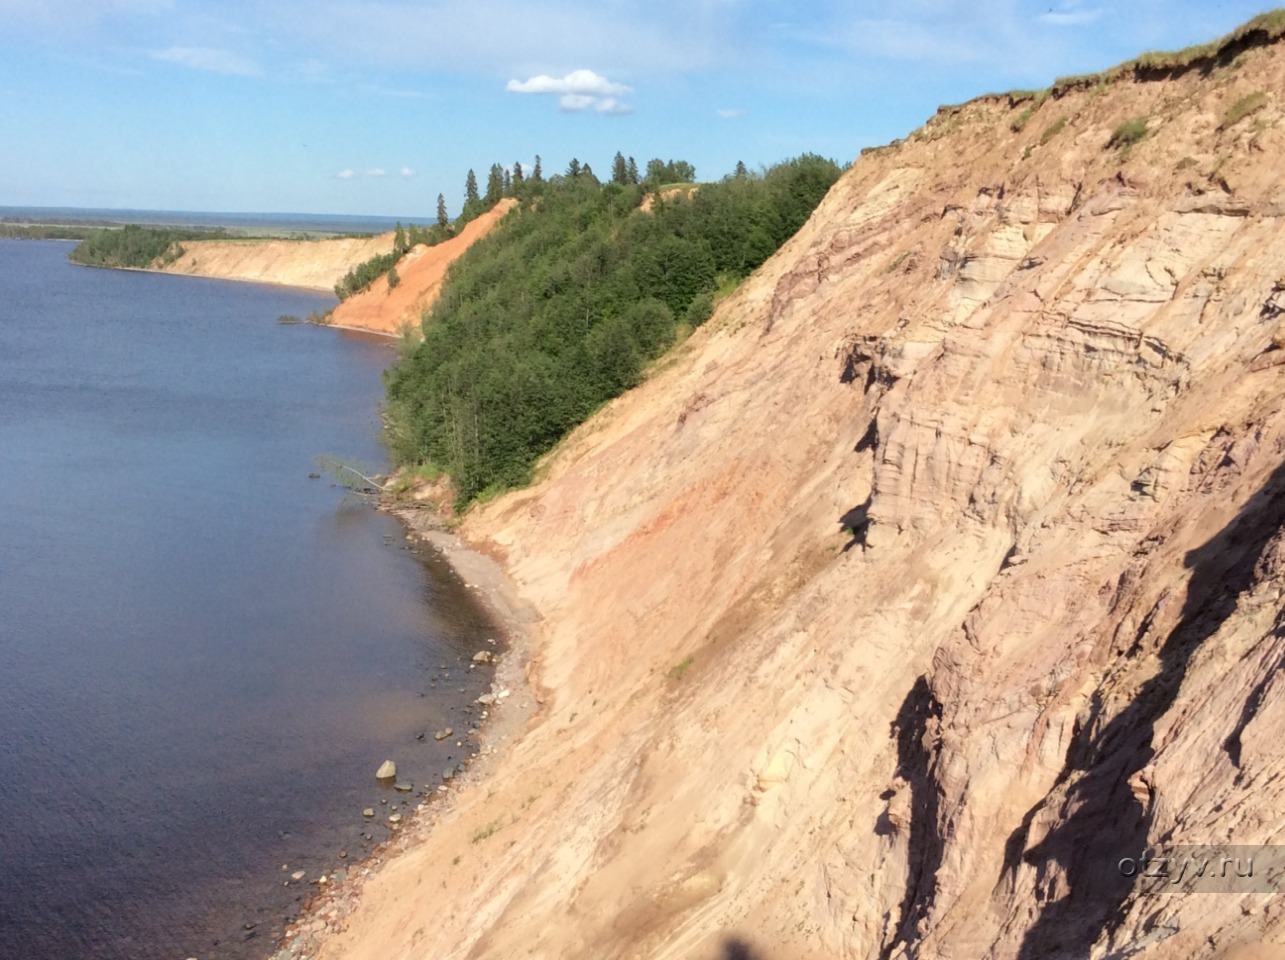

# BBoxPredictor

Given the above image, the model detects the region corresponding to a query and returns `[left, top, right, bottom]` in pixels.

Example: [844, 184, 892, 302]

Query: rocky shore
[265, 501, 540, 960]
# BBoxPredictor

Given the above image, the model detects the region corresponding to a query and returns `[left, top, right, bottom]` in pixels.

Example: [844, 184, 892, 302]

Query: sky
[0, 1, 1276, 218]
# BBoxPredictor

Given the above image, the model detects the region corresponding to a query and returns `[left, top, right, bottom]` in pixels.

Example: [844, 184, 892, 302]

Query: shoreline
[266, 502, 541, 960]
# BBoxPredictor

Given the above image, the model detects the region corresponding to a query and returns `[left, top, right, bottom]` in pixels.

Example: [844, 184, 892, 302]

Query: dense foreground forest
[384, 154, 842, 503]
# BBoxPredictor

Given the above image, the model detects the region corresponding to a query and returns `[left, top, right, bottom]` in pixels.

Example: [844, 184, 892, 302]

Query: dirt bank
[161, 233, 395, 291]
[327, 200, 517, 336]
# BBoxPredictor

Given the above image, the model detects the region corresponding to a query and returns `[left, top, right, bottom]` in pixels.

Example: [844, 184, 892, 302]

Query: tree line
[383, 152, 843, 504]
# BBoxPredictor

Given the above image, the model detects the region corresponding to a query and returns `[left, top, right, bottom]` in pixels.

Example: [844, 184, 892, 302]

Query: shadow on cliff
[1000, 457, 1285, 960]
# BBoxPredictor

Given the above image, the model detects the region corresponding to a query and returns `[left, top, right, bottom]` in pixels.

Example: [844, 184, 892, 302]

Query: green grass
[1107, 117, 1149, 149]
[668, 655, 695, 681]
[471, 820, 500, 844]
[1039, 116, 1069, 145]
[1223, 91, 1268, 128]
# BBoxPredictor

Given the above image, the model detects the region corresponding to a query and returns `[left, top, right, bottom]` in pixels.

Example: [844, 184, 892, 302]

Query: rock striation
[316, 28, 1285, 960]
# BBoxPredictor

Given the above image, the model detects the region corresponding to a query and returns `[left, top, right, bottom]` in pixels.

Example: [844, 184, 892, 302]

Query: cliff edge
[314, 22, 1285, 960]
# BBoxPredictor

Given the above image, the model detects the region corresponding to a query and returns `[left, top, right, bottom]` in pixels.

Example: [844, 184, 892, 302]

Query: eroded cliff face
[159, 232, 395, 291]
[318, 35, 1285, 960]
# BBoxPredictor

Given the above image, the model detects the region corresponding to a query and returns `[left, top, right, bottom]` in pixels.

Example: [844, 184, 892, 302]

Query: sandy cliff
[328, 199, 517, 335]
[314, 28, 1285, 960]
[160, 232, 394, 291]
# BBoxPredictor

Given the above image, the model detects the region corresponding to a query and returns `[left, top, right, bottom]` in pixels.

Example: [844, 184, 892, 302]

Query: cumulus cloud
[506, 68, 630, 96]
[509, 68, 634, 115]
[151, 45, 259, 75]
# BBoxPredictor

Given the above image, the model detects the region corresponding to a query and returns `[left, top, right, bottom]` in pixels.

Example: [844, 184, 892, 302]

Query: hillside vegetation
[68, 224, 229, 268]
[383, 155, 841, 503]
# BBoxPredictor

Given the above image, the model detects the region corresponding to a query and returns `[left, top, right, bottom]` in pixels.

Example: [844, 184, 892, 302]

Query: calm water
[0, 241, 494, 959]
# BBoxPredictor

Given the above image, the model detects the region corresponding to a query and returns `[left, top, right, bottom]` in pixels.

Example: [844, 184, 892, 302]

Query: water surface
[0, 240, 492, 959]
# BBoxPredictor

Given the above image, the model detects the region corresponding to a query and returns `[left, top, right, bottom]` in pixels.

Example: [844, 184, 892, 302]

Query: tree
[393, 222, 408, 257]
[503, 168, 512, 194]
[626, 156, 639, 185]
[512, 161, 525, 192]
[734, 160, 749, 180]
[532, 155, 543, 183]
[465, 169, 480, 207]
[485, 163, 504, 205]
[612, 151, 628, 185]
[387, 265, 400, 289]
[567, 157, 581, 178]
[437, 193, 449, 229]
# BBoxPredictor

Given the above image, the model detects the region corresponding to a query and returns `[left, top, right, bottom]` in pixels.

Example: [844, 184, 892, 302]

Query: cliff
[328, 199, 517, 335]
[314, 21, 1285, 960]
[159, 232, 394, 291]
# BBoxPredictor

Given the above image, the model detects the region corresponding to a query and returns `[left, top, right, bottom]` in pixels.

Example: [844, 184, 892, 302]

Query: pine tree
[485, 163, 504, 204]
[503, 168, 512, 194]
[532, 155, 543, 183]
[393, 222, 407, 256]
[611, 151, 628, 185]
[567, 157, 581, 178]
[512, 161, 525, 192]
[437, 193, 449, 229]
[734, 160, 749, 180]
[626, 156, 639, 185]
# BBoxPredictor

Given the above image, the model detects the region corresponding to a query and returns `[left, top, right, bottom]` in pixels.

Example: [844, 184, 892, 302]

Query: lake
[0, 240, 493, 959]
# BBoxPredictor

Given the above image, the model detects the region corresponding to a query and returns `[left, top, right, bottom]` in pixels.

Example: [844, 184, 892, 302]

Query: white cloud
[151, 45, 259, 75]
[364, 167, 387, 177]
[336, 169, 355, 179]
[400, 166, 415, 178]
[594, 97, 633, 115]
[717, 107, 745, 119]
[506, 68, 631, 96]
[558, 93, 596, 111]
[512, 68, 634, 115]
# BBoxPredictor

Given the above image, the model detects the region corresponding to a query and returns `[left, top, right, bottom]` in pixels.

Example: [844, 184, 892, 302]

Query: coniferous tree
[437, 193, 449, 229]
[485, 163, 504, 204]
[512, 161, 525, 192]
[611, 151, 628, 185]
[465, 169, 480, 207]
[567, 157, 581, 178]
[581, 162, 595, 181]
[734, 160, 749, 180]
[532, 155, 543, 183]
[393, 222, 407, 256]
[626, 156, 639, 184]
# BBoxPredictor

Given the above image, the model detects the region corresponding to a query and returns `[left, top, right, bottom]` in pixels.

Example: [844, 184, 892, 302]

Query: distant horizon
[0, 204, 436, 233]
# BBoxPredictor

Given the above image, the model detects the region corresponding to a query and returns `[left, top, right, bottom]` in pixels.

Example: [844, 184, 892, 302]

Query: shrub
[1223, 91, 1268, 129]
[1107, 118, 1149, 149]
[1039, 116, 1069, 146]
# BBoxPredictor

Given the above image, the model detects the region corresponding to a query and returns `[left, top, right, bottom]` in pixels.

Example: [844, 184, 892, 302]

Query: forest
[384, 153, 842, 504]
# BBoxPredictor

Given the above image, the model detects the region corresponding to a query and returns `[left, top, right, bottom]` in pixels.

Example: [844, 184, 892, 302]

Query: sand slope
[161, 232, 395, 291]
[295, 32, 1285, 960]
[329, 199, 517, 335]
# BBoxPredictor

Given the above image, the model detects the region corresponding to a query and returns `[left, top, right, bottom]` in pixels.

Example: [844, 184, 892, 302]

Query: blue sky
[0, 1, 1275, 218]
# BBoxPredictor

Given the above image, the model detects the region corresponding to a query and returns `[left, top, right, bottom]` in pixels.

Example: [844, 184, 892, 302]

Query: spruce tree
[465, 169, 480, 206]
[512, 161, 525, 192]
[735, 160, 749, 180]
[532, 155, 543, 183]
[626, 156, 639, 185]
[612, 151, 628, 185]
[567, 157, 581, 178]
[485, 163, 504, 204]
[437, 193, 449, 229]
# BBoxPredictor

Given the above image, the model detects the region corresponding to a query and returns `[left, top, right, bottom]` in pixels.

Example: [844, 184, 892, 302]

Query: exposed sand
[327, 200, 517, 336]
